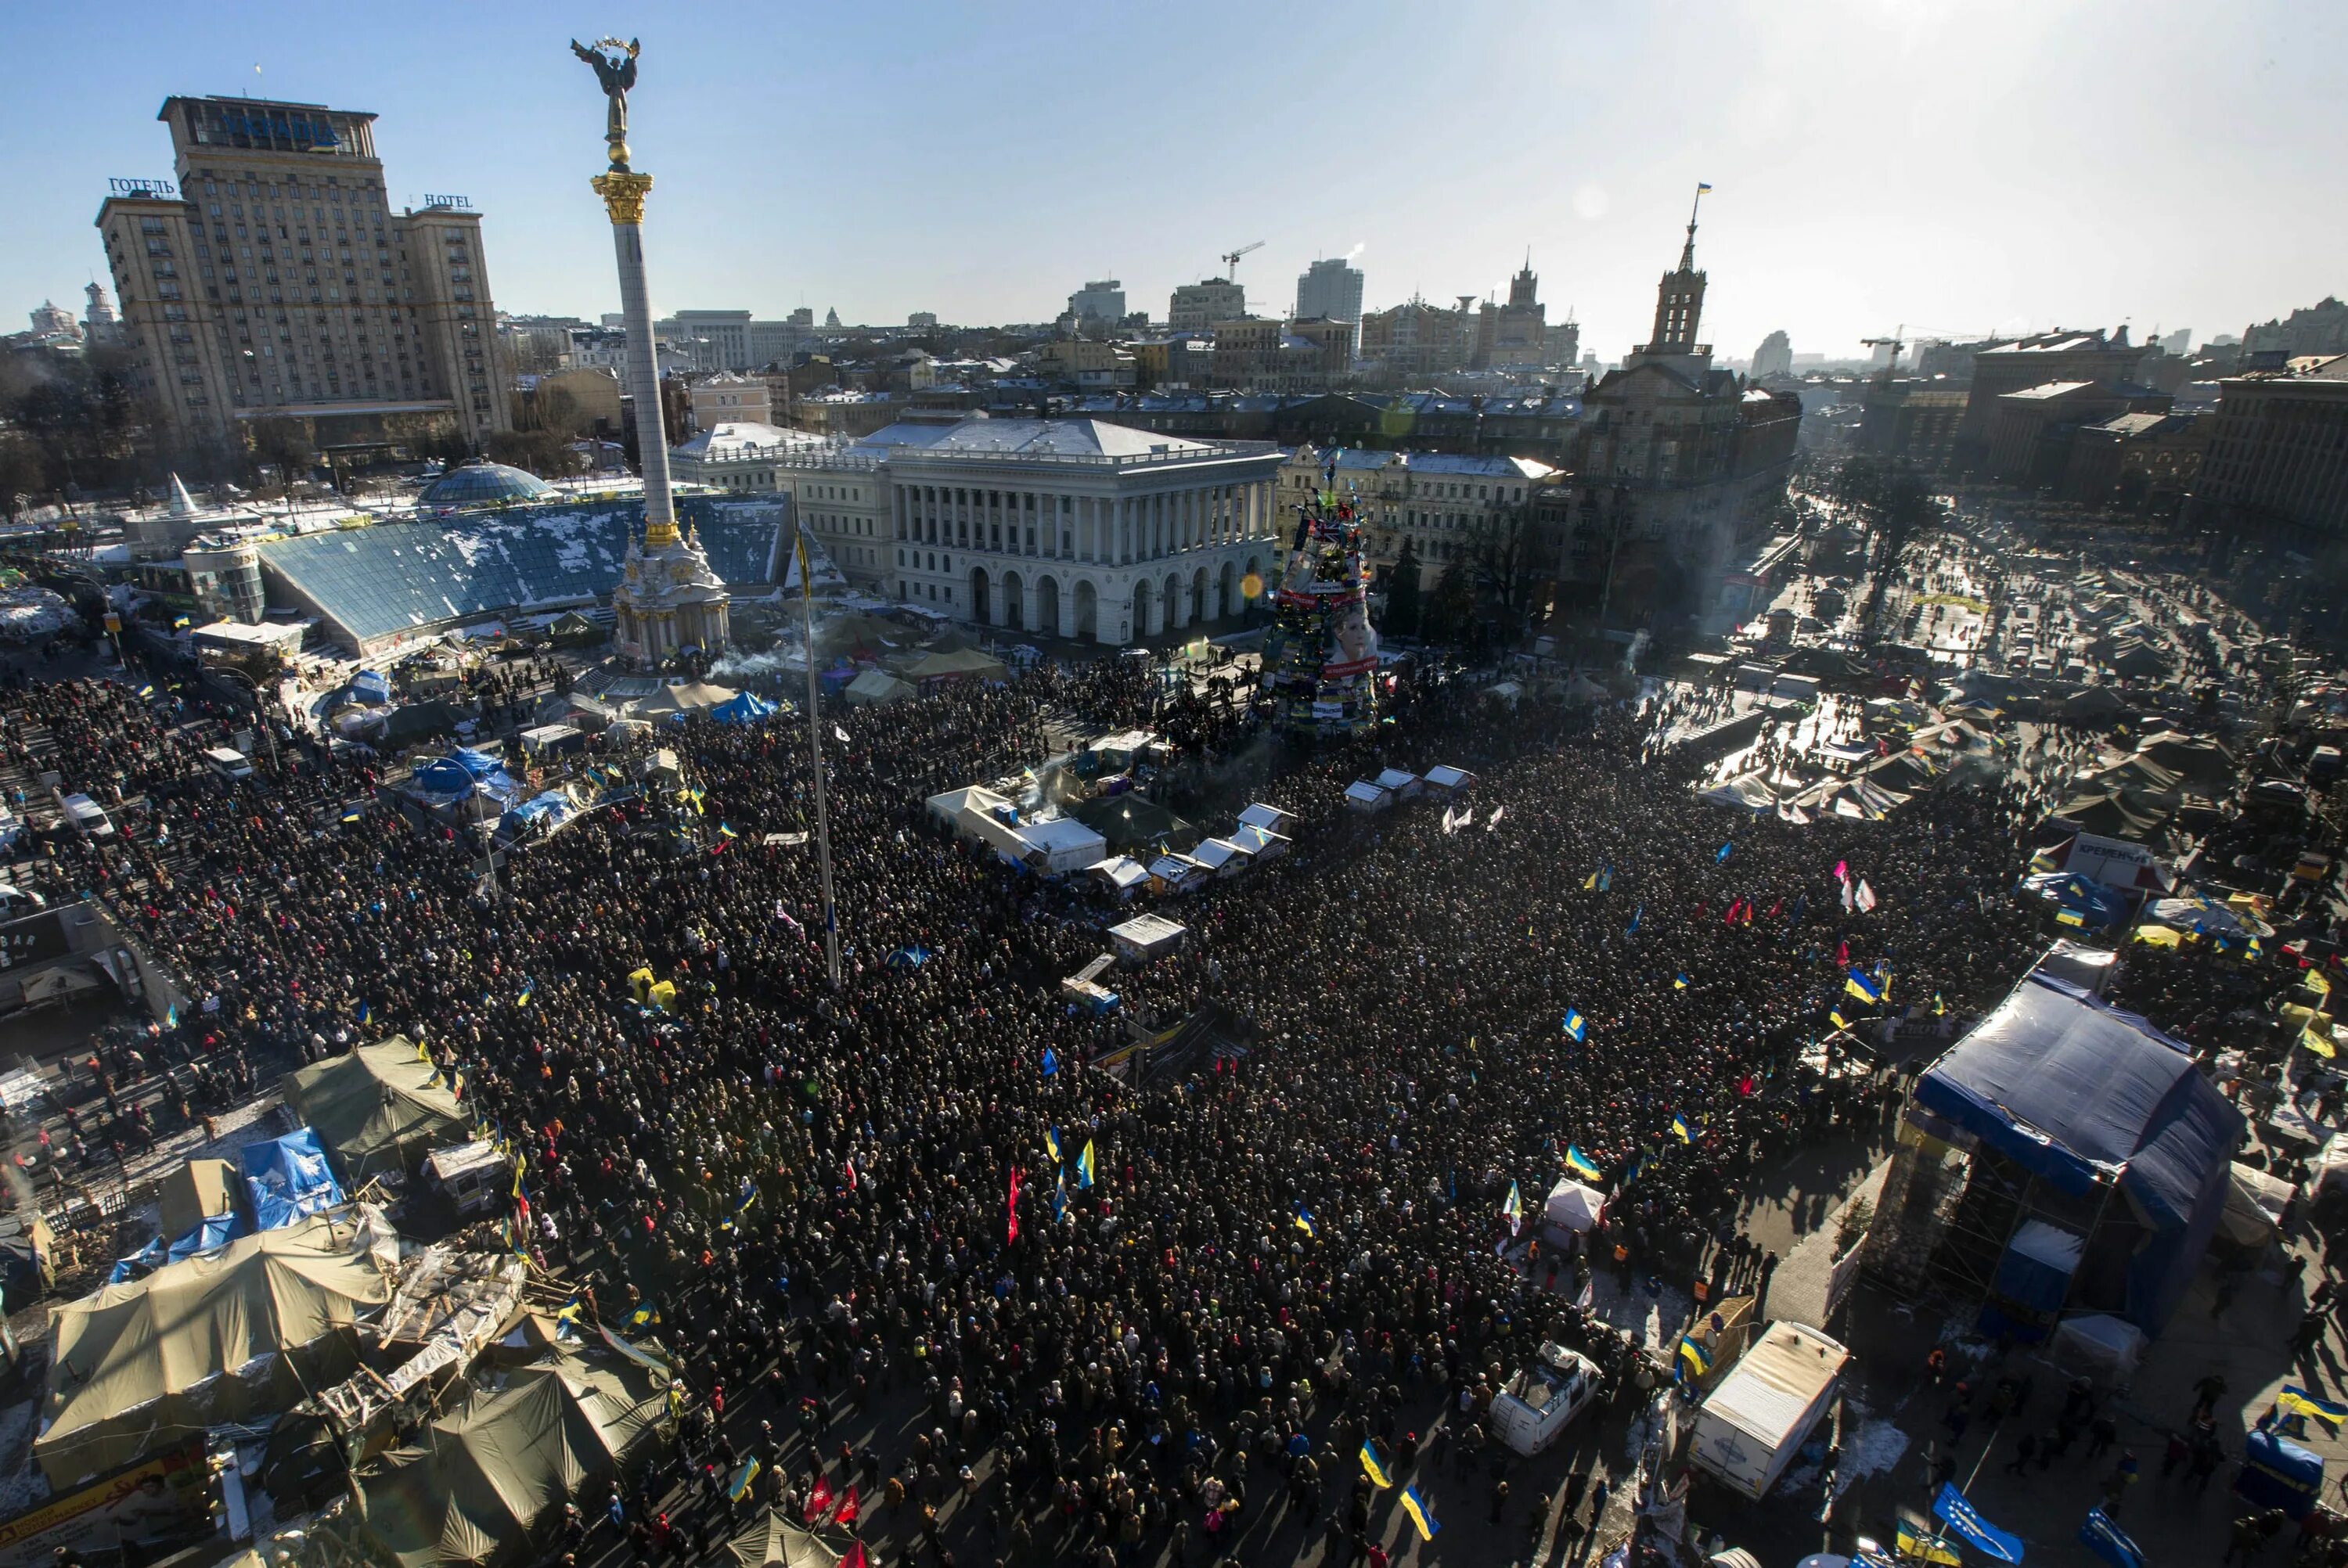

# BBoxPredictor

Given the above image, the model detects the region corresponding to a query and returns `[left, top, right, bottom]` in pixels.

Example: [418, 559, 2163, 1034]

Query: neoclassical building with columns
[741, 417, 1288, 645]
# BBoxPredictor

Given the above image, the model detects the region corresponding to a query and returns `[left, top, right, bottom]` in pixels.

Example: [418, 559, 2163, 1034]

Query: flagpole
[798, 538, 843, 989]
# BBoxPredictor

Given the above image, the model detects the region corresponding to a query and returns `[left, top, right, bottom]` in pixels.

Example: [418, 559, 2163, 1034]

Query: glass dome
[416, 461, 559, 509]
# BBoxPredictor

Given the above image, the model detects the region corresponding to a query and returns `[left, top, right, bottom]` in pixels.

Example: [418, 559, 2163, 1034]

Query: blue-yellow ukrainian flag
[1895, 1522, 1961, 1567]
[729, 1455, 761, 1503]
[625, 1301, 660, 1332]
[2056, 908, 2087, 928]
[1294, 1205, 1317, 1239]
[2279, 1385, 2348, 1433]
[1845, 969, 1883, 1004]
[1671, 1113, 1693, 1144]
[1565, 1145, 1602, 1181]
[1673, 973, 1689, 991]
[1697, 182, 1715, 193]
[1077, 1139, 1097, 1189]
[1398, 1485, 1441, 1541]
[1563, 1009, 1587, 1043]
[1046, 1127, 1063, 1164]
[1583, 869, 1599, 891]
[1360, 1439, 1394, 1489]
[1501, 1181, 1523, 1224]
[355, 1000, 372, 1025]
[1676, 1336, 1712, 1379]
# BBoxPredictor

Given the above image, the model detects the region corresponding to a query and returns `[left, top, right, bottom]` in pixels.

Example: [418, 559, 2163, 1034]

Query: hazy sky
[9, 0, 2341, 361]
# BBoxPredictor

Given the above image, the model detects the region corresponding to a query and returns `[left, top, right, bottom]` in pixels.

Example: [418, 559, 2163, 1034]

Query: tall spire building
[1626, 185, 1712, 377]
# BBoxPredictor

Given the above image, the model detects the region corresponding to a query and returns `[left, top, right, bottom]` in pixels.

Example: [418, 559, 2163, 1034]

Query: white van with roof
[57, 793, 113, 839]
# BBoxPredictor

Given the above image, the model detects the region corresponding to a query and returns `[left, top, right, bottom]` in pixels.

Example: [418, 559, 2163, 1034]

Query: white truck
[1686, 1321, 1850, 1500]
[1489, 1341, 1604, 1456]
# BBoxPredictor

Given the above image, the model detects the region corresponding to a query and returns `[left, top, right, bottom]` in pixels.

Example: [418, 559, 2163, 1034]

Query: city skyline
[6, 0, 2343, 362]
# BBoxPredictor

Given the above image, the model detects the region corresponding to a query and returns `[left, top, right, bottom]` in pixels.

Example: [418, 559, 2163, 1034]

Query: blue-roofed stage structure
[257, 494, 786, 656]
[1862, 971, 2242, 1338]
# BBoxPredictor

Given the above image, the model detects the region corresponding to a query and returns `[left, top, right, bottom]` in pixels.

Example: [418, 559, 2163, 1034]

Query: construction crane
[1220, 240, 1264, 279]
[1860, 325, 1907, 375]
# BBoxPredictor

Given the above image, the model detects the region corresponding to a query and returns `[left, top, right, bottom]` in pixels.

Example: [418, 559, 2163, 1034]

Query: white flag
[1855, 879, 1878, 913]
[833, 724, 851, 744]
[1486, 806, 1505, 829]
[1841, 877, 1856, 914]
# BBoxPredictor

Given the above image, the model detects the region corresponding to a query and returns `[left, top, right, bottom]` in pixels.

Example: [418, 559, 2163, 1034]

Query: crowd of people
[0, 637, 2098, 1566]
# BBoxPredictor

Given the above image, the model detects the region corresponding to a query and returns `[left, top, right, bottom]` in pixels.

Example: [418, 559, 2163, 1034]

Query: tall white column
[592, 171, 675, 547]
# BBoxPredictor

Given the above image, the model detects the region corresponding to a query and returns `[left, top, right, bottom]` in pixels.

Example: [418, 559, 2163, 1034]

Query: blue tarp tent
[410, 757, 476, 800]
[507, 790, 576, 830]
[2020, 871, 2130, 930]
[448, 747, 502, 779]
[242, 1127, 348, 1230]
[350, 670, 392, 706]
[1913, 973, 2242, 1334]
[106, 1212, 247, 1284]
[711, 691, 777, 725]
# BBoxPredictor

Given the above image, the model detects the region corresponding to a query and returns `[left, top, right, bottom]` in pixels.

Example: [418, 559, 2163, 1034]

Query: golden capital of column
[590, 171, 654, 225]
[644, 516, 679, 548]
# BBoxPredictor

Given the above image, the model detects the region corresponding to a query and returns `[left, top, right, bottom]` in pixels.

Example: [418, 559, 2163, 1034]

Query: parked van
[203, 746, 254, 781]
[57, 793, 113, 839]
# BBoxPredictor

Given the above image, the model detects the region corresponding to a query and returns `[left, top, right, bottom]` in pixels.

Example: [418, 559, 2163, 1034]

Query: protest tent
[1017, 816, 1110, 876]
[1085, 855, 1151, 901]
[1343, 780, 1392, 812]
[632, 680, 736, 718]
[157, 1157, 239, 1243]
[1374, 768, 1423, 801]
[1698, 774, 1778, 815]
[242, 1127, 349, 1231]
[1542, 1178, 1608, 1235]
[843, 669, 915, 707]
[345, 1346, 673, 1568]
[900, 647, 1008, 686]
[1900, 973, 2242, 1335]
[283, 1037, 470, 1185]
[725, 1511, 843, 1568]
[1147, 854, 1212, 894]
[1071, 793, 1201, 855]
[2019, 872, 2131, 930]
[35, 1208, 398, 1487]
[711, 691, 778, 726]
[1422, 764, 1475, 794]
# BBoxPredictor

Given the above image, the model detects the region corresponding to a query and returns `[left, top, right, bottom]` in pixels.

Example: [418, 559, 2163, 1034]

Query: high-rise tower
[1627, 184, 1712, 376]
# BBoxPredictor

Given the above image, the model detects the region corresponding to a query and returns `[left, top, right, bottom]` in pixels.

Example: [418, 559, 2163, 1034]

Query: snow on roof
[917, 418, 1225, 459]
[672, 422, 831, 460]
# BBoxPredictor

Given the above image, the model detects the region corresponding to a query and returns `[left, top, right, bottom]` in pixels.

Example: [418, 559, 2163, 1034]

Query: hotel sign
[423, 194, 473, 209]
[107, 178, 178, 197]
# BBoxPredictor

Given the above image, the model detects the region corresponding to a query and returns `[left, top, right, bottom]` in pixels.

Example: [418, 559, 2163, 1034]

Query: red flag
[1766, 899, 1783, 919]
[804, 1475, 834, 1523]
[832, 1485, 860, 1527]
[1738, 1075, 1756, 1097]
[1007, 1167, 1023, 1245]
[1741, 901, 1753, 926]
[1835, 939, 1849, 967]
[1723, 900, 1741, 926]
[842, 1545, 870, 1568]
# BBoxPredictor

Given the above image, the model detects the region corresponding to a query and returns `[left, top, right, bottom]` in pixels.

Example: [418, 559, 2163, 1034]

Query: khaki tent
[900, 647, 1008, 685]
[283, 1038, 468, 1185]
[157, 1157, 239, 1241]
[844, 668, 915, 707]
[36, 1208, 398, 1487]
[348, 1347, 673, 1568]
[632, 681, 737, 717]
[726, 1510, 844, 1568]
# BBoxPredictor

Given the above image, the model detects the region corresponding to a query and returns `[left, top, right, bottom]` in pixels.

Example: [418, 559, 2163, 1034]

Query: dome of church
[417, 461, 559, 509]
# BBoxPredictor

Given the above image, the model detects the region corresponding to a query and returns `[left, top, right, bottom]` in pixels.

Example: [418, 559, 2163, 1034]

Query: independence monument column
[574, 36, 728, 667]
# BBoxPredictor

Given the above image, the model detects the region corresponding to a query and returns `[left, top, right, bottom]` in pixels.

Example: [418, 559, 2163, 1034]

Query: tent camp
[900, 647, 1008, 686]
[283, 1037, 470, 1185]
[843, 669, 915, 707]
[1085, 855, 1151, 900]
[378, 701, 462, 746]
[344, 1346, 672, 1568]
[1907, 973, 2242, 1334]
[726, 1510, 843, 1568]
[35, 1208, 398, 1487]
[632, 681, 737, 718]
[1072, 793, 1201, 854]
[1229, 823, 1291, 862]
